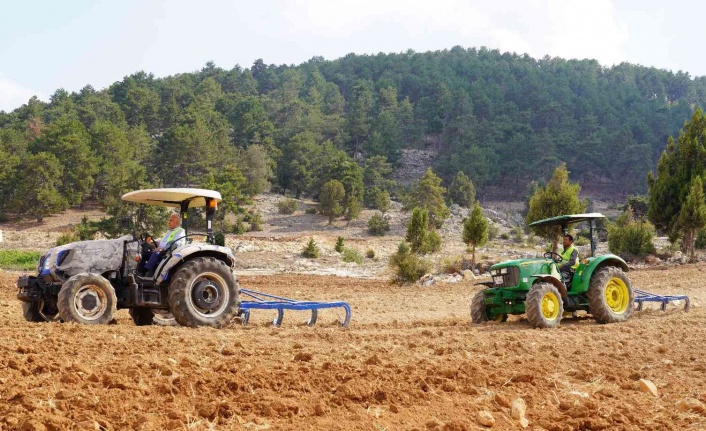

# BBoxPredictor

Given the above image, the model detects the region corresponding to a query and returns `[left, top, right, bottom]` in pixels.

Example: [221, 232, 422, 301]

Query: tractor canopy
[121, 188, 222, 208]
[122, 188, 223, 243]
[529, 213, 605, 229]
[530, 212, 605, 257]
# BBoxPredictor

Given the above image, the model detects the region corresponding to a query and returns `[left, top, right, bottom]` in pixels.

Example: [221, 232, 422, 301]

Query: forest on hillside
[0, 46, 704, 221]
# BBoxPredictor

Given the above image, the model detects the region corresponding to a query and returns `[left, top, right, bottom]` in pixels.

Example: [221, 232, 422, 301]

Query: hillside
[2, 47, 706, 227]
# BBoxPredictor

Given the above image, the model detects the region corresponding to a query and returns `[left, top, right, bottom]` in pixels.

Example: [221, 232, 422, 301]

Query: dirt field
[1, 266, 705, 431]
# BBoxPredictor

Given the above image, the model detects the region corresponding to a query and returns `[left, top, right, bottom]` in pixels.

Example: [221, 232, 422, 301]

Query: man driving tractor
[139, 213, 185, 276]
[559, 234, 579, 287]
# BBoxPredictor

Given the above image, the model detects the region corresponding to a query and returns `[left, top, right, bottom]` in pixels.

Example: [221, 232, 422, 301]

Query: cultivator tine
[633, 289, 689, 313]
[272, 309, 284, 327]
[307, 309, 318, 326]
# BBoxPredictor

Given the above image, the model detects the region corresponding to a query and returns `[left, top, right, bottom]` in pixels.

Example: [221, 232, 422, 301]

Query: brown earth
[1, 265, 705, 431]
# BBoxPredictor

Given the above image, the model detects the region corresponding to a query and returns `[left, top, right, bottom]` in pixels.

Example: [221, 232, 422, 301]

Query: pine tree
[448, 171, 476, 208]
[677, 176, 706, 260]
[406, 168, 450, 228]
[320, 180, 345, 224]
[463, 203, 489, 267]
[527, 163, 586, 251]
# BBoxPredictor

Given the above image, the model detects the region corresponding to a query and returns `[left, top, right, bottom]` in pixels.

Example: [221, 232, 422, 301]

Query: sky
[0, 0, 702, 112]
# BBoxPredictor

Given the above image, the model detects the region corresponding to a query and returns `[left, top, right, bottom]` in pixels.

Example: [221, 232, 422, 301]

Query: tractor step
[634, 289, 690, 312]
[237, 288, 351, 327]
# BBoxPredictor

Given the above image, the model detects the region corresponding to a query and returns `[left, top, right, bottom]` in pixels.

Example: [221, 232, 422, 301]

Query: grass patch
[0, 250, 41, 271]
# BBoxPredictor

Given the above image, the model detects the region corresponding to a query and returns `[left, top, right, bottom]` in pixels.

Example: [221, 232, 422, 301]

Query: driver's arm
[560, 249, 578, 271]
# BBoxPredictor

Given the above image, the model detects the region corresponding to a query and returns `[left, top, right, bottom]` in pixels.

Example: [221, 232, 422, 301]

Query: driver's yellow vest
[560, 245, 579, 269]
[166, 227, 184, 243]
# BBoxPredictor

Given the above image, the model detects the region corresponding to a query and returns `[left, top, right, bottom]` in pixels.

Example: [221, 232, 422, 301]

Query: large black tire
[588, 266, 634, 324]
[525, 282, 564, 328]
[168, 257, 239, 328]
[57, 273, 117, 325]
[129, 308, 178, 326]
[470, 290, 507, 323]
[22, 300, 60, 322]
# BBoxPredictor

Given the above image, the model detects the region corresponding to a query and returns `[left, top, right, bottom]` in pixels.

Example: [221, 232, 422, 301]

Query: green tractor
[471, 213, 634, 328]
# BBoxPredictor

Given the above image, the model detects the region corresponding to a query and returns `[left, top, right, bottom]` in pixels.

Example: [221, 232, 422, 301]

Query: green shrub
[342, 247, 363, 264]
[487, 222, 499, 241]
[440, 256, 462, 274]
[277, 198, 299, 214]
[366, 248, 376, 259]
[335, 236, 345, 253]
[368, 213, 390, 236]
[232, 219, 247, 235]
[214, 232, 226, 246]
[302, 237, 320, 258]
[608, 212, 656, 256]
[389, 242, 432, 285]
[574, 235, 590, 246]
[406, 208, 442, 254]
[0, 250, 41, 271]
[305, 207, 318, 214]
[499, 232, 510, 240]
[55, 231, 79, 246]
[76, 216, 99, 240]
[511, 226, 524, 244]
[696, 229, 706, 250]
[243, 210, 263, 232]
[418, 229, 441, 254]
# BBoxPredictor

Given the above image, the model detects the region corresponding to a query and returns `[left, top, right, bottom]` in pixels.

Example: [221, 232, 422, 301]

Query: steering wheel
[544, 251, 563, 263]
[141, 233, 158, 250]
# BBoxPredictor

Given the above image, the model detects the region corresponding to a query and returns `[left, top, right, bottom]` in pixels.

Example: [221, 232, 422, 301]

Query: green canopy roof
[529, 213, 605, 228]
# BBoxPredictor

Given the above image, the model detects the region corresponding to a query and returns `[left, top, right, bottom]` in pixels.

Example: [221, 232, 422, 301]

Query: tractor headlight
[500, 267, 508, 274]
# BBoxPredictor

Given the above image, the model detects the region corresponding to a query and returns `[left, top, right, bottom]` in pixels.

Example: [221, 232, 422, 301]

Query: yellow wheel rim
[492, 313, 504, 322]
[605, 277, 629, 314]
[541, 292, 560, 320]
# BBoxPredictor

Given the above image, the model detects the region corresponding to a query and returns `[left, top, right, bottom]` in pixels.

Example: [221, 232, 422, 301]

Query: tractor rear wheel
[588, 266, 634, 323]
[526, 282, 563, 328]
[57, 273, 117, 325]
[168, 257, 239, 328]
[471, 291, 507, 323]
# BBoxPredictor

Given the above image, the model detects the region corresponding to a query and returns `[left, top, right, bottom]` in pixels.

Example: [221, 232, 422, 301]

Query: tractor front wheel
[57, 273, 117, 325]
[168, 257, 239, 328]
[526, 282, 563, 328]
[22, 300, 60, 323]
[471, 291, 507, 323]
[588, 266, 634, 323]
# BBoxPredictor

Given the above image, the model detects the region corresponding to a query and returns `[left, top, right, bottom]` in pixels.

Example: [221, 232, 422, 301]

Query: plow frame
[238, 288, 351, 327]
[634, 288, 690, 312]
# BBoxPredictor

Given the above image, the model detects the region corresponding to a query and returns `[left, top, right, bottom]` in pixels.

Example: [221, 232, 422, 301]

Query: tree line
[2, 46, 706, 224]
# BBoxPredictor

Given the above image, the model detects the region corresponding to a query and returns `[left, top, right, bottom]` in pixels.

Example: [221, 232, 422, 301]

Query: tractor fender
[155, 244, 236, 284]
[578, 254, 629, 290]
[531, 274, 568, 301]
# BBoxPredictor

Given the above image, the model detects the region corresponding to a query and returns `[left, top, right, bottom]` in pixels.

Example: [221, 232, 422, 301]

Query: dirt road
[1, 266, 705, 430]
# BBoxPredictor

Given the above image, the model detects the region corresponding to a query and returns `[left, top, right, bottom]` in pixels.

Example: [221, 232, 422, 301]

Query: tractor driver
[139, 213, 186, 276]
[559, 234, 579, 286]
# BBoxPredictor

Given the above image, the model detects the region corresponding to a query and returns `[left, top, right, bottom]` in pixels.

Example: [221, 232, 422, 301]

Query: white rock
[462, 269, 476, 280]
[676, 398, 705, 413]
[476, 410, 495, 427]
[639, 379, 658, 397]
[511, 397, 526, 420]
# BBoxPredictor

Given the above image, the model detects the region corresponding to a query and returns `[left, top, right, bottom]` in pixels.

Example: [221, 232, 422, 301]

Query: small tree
[677, 176, 706, 260]
[448, 171, 476, 208]
[526, 163, 586, 251]
[405, 168, 449, 228]
[368, 213, 390, 236]
[335, 236, 345, 253]
[405, 208, 441, 254]
[320, 179, 345, 224]
[302, 237, 320, 258]
[463, 203, 488, 267]
[373, 189, 391, 214]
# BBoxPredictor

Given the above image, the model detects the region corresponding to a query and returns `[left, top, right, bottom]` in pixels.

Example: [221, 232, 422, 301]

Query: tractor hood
[39, 235, 136, 281]
[490, 257, 547, 270]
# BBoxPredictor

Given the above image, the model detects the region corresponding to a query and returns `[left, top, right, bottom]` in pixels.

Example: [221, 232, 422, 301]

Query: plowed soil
[1, 266, 705, 431]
